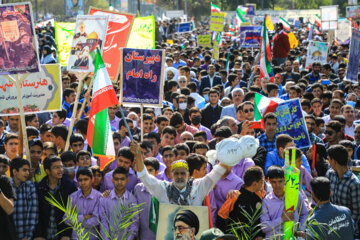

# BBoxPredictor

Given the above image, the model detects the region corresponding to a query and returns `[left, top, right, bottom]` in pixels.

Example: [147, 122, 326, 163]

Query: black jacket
[34, 175, 77, 239]
[281, 72, 301, 84]
[201, 104, 222, 129]
[199, 75, 223, 94]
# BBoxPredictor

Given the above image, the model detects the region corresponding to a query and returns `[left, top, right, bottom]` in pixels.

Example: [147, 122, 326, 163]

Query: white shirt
[345, 123, 355, 137]
[137, 165, 226, 206]
[190, 92, 205, 106]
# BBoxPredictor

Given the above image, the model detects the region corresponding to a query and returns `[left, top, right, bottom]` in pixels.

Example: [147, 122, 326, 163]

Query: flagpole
[119, 106, 133, 141]
[140, 104, 144, 142]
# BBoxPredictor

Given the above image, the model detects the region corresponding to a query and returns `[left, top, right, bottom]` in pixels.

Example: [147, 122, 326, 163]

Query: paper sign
[126, 15, 155, 49]
[55, 22, 76, 67]
[239, 26, 261, 48]
[210, 12, 225, 32]
[305, 41, 329, 68]
[198, 35, 212, 48]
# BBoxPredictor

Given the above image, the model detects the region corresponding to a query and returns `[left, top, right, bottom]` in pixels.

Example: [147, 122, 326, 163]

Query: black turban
[173, 209, 200, 235]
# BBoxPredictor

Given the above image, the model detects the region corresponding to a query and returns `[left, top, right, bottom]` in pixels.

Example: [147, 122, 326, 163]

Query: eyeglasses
[325, 131, 334, 136]
[179, 81, 186, 83]
[244, 108, 254, 113]
[172, 226, 191, 232]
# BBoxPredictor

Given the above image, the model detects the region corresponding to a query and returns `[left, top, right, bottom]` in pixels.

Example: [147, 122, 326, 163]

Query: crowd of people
[0, 14, 360, 240]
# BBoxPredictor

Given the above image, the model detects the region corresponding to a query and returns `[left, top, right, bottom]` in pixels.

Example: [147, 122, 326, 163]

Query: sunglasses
[325, 131, 334, 136]
[244, 108, 254, 113]
[179, 81, 186, 83]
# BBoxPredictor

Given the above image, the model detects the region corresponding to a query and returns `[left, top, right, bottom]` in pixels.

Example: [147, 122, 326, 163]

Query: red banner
[89, 7, 134, 81]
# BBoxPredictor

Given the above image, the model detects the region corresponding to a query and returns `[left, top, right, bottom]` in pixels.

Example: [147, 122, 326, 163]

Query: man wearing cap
[173, 209, 199, 240]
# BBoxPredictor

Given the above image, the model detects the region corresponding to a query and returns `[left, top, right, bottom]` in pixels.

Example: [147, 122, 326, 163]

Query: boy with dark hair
[25, 114, 39, 128]
[67, 167, 101, 240]
[26, 126, 39, 141]
[193, 131, 208, 143]
[62, 88, 76, 118]
[201, 88, 222, 129]
[51, 124, 68, 154]
[70, 133, 84, 154]
[193, 142, 209, 156]
[257, 112, 278, 152]
[170, 112, 198, 144]
[47, 109, 69, 127]
[161, 126, 176, 147]
[175, 143, 190, 160]
[142, 113, 155, 134]
[307, 177, 355, 239]
[76, 150, 92, 168]
[39, 123, 54, 143]
[28, 139, 47, 183]
[186, 153, 207, 178]
[10, 158, 38, 240]
[0, 154, 10, 175]
[157, 146, 177, 182]
[155, 115, 169, 134]
[144, 132, 162, 163]
[4, 133, 19, 161]
[34, 156, 77, 239]
[326, 144, 360, 236]
[261, 166, 309, 239]
[134, 157, 160, 240]
[60, 151, 77, 185]
[99, 167, 139, 239]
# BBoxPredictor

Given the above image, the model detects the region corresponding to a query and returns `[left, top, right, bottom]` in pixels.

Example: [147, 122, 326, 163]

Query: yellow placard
[210, 12, 226, 32]
[288, 32, 298, 48]
[198, 35, 212, 48]
[126, 15, 155, 49]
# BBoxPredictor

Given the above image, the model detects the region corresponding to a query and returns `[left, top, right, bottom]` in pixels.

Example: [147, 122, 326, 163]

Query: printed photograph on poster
[345, 28, 360, 83]
[89, 7, 134, 82]
[55, 22, 76, 67]
[67, 15, 108, 72]
[0, 64, 61, 116]
[0, 2, 40, 75]
[156, 203, 209, 240]
[120, 48, 165, 107]
[65, 0, 85, 17]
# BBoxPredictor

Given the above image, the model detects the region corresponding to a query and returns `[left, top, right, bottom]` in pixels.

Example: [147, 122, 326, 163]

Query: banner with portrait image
[55, 22, 75, 67]
[120, 48, 165, 107]
[0, 2, 40, 75]
[89, 7, 134, 81]
[305, 41, 329, 68]
[126, 15, 155, 49]
[156, 203, 209, 240]
[0, 64, 61, 116]
[275, 98, 311, 149]
[335, 18, 352, 45]
[239, 26, 261, 48]
[346, 28, 360, 83]
[65, 0, 85, 17]
[67, 15, 108, 72]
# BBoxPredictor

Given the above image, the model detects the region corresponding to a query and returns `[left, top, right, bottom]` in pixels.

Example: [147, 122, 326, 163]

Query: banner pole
[119, 106, 133, 141]
[140, 104, 144, 142]
[64, 72, 88, 151]
[77, 76, 93, 120]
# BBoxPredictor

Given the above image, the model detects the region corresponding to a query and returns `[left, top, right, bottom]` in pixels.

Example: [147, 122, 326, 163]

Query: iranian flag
[254, 93, 279, 121]
[211, 3, 220, 13]
[236, 7, 248, 27]
[280, 17, 291, 32]
[315, 14, 321, 28]
[260, 17, 272, 79]
[87, 49, 119, 169]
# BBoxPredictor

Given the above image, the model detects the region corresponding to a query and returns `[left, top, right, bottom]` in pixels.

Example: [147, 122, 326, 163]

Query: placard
[0, 2, 40, 75]
[156, 203, 209, 240]
[0, 64, 61, 116]
[346, 6, 360, 20]
[321, 5, 338, 30]
[67, 15, 108, 72]
[65, 0, 84, 17]
[239, 26, 261, 48]
[126, 15, 155, 49]
[210, 12, 225, 32]
[55, 22, 76, 67]
[335, 18, 352, 45]
[89, 7, 134, 81]
[275, 99, 311, 149]
[305, 41, 329, 68]
[120, 48, 165, 107]
[198, 35, 212, 48]
[166, 10, 184, 18]
[346, 28, 360, 83]
[175, 22, 192, 33]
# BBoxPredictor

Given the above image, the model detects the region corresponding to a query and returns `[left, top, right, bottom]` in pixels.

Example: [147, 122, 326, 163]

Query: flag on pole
[211, 3, 221, 13]
[280, 17, 291, 32]
[265, 15, 274, 31]
[237, 6, 250, 16]
[260, 17, 272, 79]
[308, 23, 313, 40]
[315, 14, 321, 28]
[87, 49, 119, 170]
[236, 7, 248, 27]
[254, 93, 279, 121]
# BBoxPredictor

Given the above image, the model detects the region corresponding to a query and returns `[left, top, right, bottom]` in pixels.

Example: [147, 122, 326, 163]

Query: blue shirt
[62, 101, 72, 118]
[257, 133, 278, 153]
[173, 60, 187, 69]
[264, 149, 311, 175]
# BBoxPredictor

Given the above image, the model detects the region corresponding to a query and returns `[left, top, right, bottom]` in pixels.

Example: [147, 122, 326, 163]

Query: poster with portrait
[65, 0, 85, 17]
[305, 41, 329, 68]
[120, 48, 165, 107]
[346, 28, 360, 83]
[0, 2, 40, 75]
[0, 64, 61, 116]
[67, 15, 108, 72]
[89, 7, 134, 82]
[335, 18, 351, 45]
[156, 203, 209, 240]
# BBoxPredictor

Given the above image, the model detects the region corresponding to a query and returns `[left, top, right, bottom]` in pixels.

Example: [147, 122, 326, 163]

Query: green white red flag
[87, 49, 119, 169]
[211, 3, 220, 13]
[280, 17, 291, 32]
[254, 92, 279, 121]
[260, 17, 272, 79]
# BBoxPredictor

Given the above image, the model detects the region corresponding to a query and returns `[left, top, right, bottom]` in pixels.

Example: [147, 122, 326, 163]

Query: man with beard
[305, 61, 322, 84]
[281, 60, 301, 84]
[173, 209, 199, 240]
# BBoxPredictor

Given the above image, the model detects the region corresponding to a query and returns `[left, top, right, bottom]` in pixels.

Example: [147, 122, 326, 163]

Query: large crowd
[0, 16, 360, 240]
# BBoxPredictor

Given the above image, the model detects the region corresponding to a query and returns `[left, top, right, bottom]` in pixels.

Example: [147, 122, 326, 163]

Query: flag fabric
[315, 14, 321, 28]
[211, 3, 220, 13]
[265, 15, 274, 31]
[348, 18, 359, 30]
[260, 17, 272, 79]
[149, 196, 159, 233]
[87, 49, 119, 169]
[280, 17, 291, 32]
[254, 93, 279, 121]
[308, 23, 313, 40]
[237, 6, 249, 15]
[236, 7, 248, 27]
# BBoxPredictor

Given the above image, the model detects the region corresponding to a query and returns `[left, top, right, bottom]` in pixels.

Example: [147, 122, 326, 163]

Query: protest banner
[67, 15, 108, 72]
[175, 22, 192, 33]
[239, 26, 261, 48]
[335, 18, 352, 45]
[245, 4, 256, 16]
[346, 6, 360, 20]
[210, 12, 225, 32]
[198, 35, 212, 48]
[346, 28, 360, 83]
[213, 32, 221, 60]
[305, 41, 329, 68]
[156, 203, 209, 240]
[0, 64, 61, 116]
[55, 22, 76, 67]
[275, 98, 311, 149]
[0, 2, 40, 75]
[120, 48, 165, 107]
[126, 15, 155, 49]
[288, 32, 299, 48]
[320, 5, 338, 30]
[89, 7, 134, 82]
[166, 10, 184, 18]
[65, 0, 84, 17]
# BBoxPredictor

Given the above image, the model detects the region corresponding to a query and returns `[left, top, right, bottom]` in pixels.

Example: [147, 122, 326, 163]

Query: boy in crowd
[157, 146, 177, 182]
[60, 151, 77, 186]
[0, 154, 10, 175]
